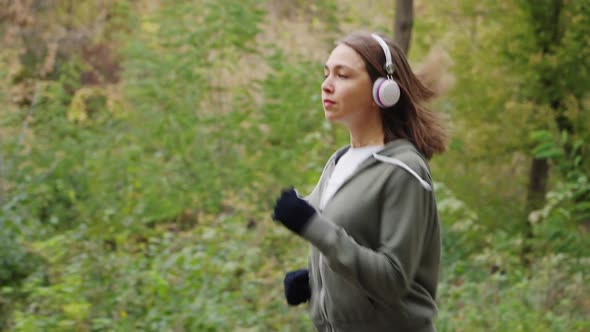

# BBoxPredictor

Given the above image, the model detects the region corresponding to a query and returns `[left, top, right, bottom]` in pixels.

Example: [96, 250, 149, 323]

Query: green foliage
[241, 48, 342, 198]
[0, 231, 42, 288]
[5, 212, 313, 331]
[0, 229, 43, 330]
[520, 0, 590, 101]
[0, 0, 589, 331]
[423, 0, 590, 236]
[436, 185, 589, 331]
[530, 130, 563, 159]
[437, 253, 590, 332]
[118, 0, 268, 217]
[530, 174, 590, 256]
[528, 128, 590, 249]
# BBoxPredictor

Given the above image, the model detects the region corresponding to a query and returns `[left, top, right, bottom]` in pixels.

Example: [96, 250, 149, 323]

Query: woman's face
[322, 44, 376, 125]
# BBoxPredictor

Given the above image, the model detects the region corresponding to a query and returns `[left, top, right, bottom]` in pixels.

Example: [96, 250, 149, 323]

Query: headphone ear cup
[372, 77, 401, 108]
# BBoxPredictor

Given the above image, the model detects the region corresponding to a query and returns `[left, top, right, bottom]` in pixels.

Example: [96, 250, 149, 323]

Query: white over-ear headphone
[371, 33, 401, 108]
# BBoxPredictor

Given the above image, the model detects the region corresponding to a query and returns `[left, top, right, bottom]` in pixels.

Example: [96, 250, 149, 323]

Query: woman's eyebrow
[324, 64, 354, 71]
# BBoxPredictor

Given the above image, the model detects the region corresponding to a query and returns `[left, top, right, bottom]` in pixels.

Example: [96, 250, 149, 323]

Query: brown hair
[339, 32, 449, 159]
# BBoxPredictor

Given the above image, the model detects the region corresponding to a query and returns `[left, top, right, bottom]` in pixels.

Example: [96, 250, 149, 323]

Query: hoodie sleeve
[300, 159, 436, 307]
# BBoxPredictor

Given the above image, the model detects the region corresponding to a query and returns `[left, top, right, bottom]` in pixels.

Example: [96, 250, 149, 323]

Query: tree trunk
[521, 0, 567, 265]
[393, 0, 413, 55]
[0, 152, 3, 206]
[522, 157, 549, 264]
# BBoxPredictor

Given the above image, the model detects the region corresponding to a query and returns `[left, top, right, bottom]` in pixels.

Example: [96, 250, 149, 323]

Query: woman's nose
[321, 78, 333, 94]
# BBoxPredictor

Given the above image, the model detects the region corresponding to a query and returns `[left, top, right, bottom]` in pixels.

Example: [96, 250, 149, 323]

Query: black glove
[283, 269, 311, 305]
[272, 187, 316, 234]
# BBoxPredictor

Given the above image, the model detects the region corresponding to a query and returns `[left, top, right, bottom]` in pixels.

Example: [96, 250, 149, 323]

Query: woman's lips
[323, 99, 335, 108]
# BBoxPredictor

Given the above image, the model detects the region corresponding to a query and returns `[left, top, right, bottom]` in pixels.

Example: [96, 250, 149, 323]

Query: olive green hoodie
[301, 139, 440, 332]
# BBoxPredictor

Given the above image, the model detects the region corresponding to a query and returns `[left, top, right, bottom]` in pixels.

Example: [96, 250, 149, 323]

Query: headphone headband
[371, 33, 394, 76]
[370, 33, 401, 108]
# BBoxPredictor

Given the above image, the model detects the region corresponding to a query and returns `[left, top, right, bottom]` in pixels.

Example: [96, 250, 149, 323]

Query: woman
[272, 31, 448, 332]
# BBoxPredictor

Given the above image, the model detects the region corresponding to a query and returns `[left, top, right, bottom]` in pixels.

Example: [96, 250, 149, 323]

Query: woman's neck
[350, 136, 383, 148]
[348, 119, 385, 148]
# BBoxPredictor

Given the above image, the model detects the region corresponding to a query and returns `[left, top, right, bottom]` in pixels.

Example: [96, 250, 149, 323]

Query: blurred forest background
[1, 0, 589, 331]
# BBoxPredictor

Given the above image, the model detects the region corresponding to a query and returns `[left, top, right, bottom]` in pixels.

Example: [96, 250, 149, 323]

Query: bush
[0, 229, 44, 330]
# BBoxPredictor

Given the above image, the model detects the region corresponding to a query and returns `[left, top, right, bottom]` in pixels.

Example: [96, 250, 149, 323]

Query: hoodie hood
[333, 139, 432, 191]
[372, 153, 432, 191]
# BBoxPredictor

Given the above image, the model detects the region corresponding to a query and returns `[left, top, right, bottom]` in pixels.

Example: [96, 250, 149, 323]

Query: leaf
[62, 302, 90, 321]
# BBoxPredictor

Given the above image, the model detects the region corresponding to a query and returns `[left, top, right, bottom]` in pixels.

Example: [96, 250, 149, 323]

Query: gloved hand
[284, 269, 311, 305]
[272, 187, 316, 234]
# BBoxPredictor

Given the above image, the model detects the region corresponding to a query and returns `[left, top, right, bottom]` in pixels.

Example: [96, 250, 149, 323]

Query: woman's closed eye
[323, 72, 349, 79]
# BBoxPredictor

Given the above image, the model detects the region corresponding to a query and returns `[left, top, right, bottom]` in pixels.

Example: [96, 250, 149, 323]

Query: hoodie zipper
[318, 254, 334, 332]
[314, 157, 339, 332]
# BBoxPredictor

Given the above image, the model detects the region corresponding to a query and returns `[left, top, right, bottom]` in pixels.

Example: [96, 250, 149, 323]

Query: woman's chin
[324, 110, 341, 122]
